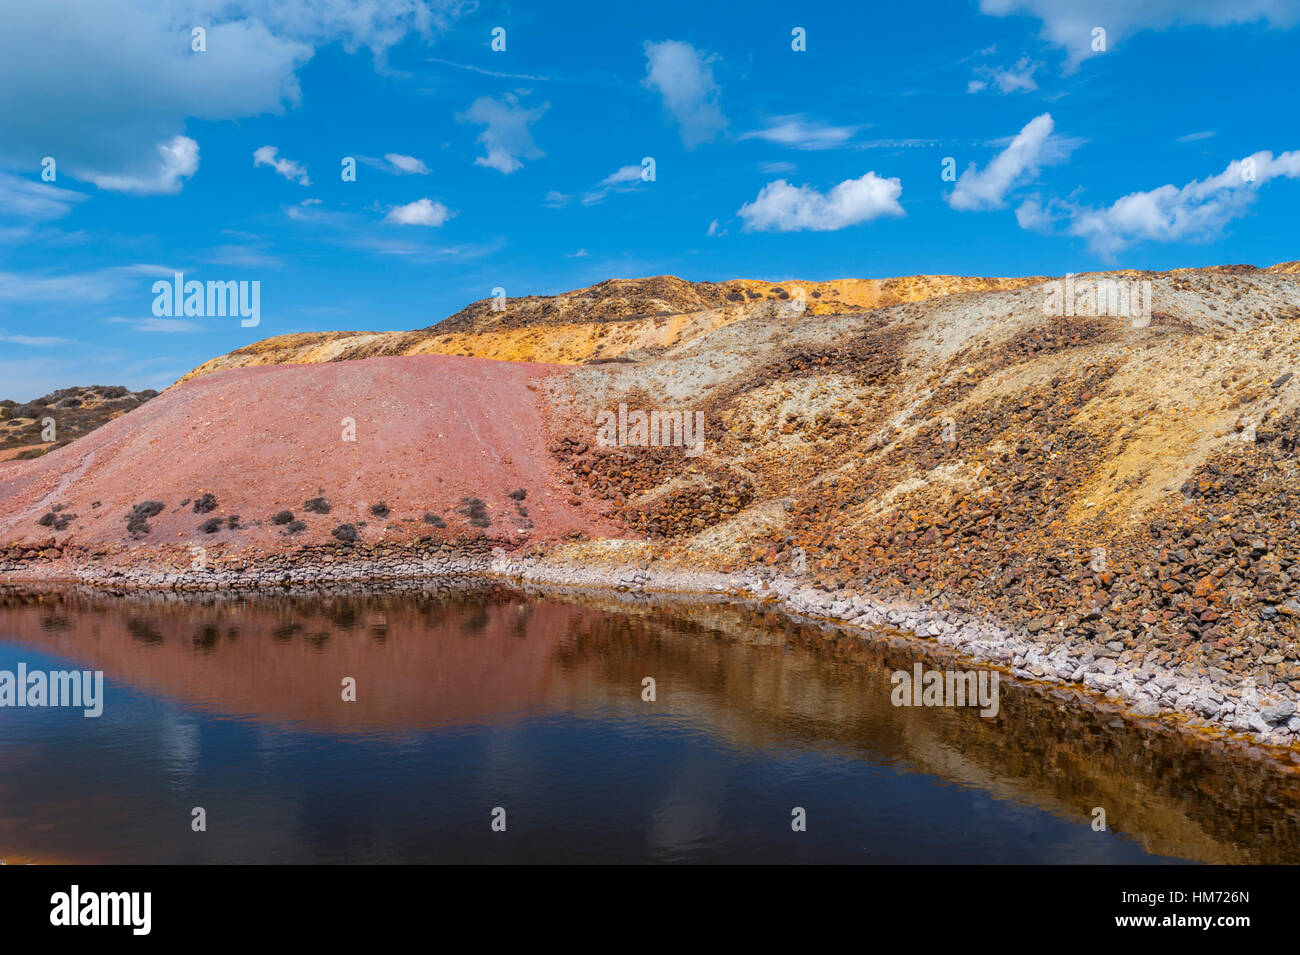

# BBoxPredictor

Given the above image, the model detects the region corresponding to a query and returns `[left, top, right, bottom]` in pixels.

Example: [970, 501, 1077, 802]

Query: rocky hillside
[545, 262, 1300, 690]
[4, 259, 1300, 724]
[0, 385, 157, 461]
[178, 273, 1045, 381]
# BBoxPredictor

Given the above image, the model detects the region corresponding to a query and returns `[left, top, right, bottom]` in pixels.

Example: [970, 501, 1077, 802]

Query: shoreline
[2, 542, 1299, 757]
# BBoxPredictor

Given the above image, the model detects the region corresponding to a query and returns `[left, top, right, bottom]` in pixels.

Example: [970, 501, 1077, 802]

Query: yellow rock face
[179, 273, 1048, 382]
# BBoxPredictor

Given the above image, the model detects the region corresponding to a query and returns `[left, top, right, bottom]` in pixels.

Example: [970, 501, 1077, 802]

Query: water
[1, 583, 1297, 864]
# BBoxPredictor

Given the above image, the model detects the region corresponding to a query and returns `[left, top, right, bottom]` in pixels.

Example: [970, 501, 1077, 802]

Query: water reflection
[0, 583, 1297, 864]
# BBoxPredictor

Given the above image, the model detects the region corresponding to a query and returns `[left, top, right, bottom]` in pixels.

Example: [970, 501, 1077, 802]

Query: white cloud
[0, 264, 170, 304]
[0, 332, 74, 346]
[205, 244, 284, 268]
[741, 115, 858, 150]
[737, 173, 904, 232]
[457, 93, 547, 174]
[284, 198, 328, 222]
[582, 165, 645, 205]
[642, 40, 726, 149]
[979, 0, 1300, 69]
[1013, 195, 1056, 232]
[1065, 150, 1300, 255]
[384, 153, 430, 174]
[546, 164, 650, 207]
[1177, 130, 1217, 143]
[384, 198, 453, 226]
[0, 0, 468, 191]
[358, 153, 434, 175]
[253, 145, 310, 185]
[947, 113, 1067, 211]
[279, 200, 497, 260]
[84, 135, 199, 194]
[425, 56, 555, 82]
[968, 55, 1040, 93]
[238, 0, 469, 57]
[760, 161, 797, 175]
[360, 152, 432, 175]
[107, 316, 201, 333]
[706, 218, 727, 237]
[0, 172, 89, 220]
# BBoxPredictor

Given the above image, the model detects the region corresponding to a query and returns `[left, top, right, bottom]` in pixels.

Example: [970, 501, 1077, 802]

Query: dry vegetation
[0, 385, 157, 459]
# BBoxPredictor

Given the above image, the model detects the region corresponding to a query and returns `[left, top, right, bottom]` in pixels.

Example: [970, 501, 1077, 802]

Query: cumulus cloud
[642, 40, 727, 149]
[457, 93, 547, 174]
[979, 0, 1300, 69]
[1064, 150, 1300, 255]
[253, 145, 310, 185]
[1013, 195, 1056, 232]
[737, 172, 904, 232]
[947, 113, 1069, 211]
[384, 198, 453, 226]
[0, 0, 467, 191]
[84, 135, 199, 194]
[740, 115, 858, 150]
[968, 55, 1041, 93]
[233, 0, 470, 57]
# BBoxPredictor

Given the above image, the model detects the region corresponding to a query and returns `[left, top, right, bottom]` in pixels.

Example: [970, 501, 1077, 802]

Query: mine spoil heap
[2, 263, 1300, 734]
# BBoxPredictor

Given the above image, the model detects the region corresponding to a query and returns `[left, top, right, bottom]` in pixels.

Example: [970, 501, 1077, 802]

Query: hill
[3, 260, 1300, 744]
[0, 385, 157, 461]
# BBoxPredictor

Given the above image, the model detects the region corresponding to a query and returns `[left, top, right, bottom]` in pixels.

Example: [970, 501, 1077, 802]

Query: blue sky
[1, 0, 1298, 400]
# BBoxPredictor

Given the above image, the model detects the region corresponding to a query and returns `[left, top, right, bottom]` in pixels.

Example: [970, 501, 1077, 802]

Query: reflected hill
[1, 583, 1299, 863]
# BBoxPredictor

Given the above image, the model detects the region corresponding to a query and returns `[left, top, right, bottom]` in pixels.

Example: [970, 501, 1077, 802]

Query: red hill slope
[0, 354, 605, 552]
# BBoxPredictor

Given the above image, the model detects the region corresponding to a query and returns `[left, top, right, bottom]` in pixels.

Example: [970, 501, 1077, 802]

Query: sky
[0, 0, 1298, 400]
